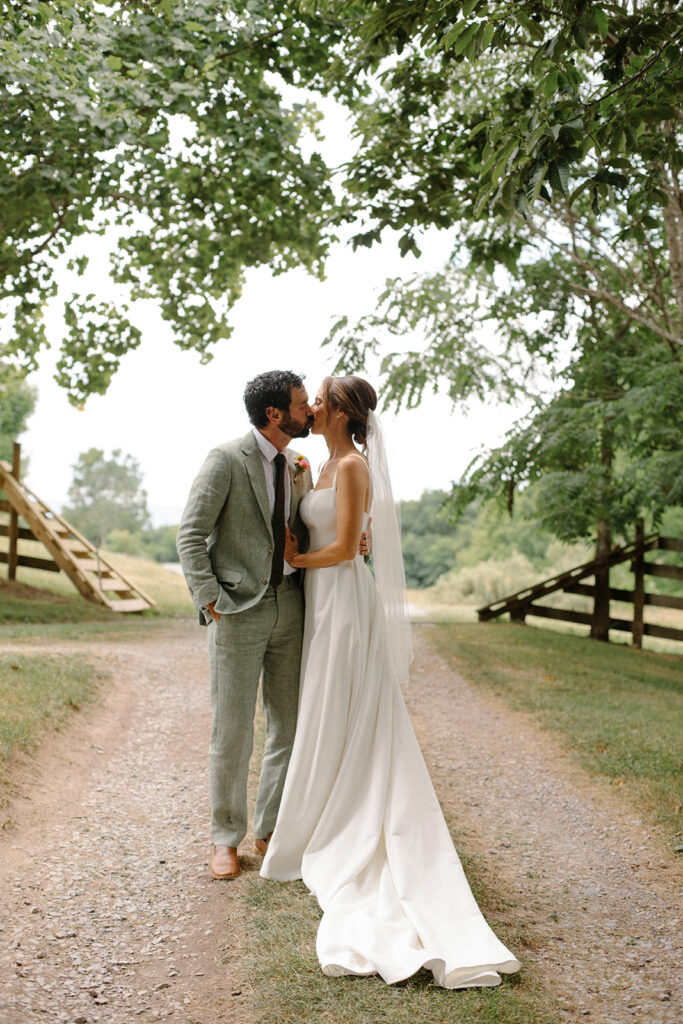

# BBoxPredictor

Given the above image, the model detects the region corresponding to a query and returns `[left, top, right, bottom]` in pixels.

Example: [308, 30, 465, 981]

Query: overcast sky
[16, 98, 526, 524]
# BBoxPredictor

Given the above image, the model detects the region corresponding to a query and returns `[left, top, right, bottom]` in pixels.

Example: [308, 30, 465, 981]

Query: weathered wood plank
[0, 524, 36, 541]
[644, 623, 683, 642]
[648, 593, 683, 610]
[478, 533, 660, 620]
[564, 583, 683, 610]
[107, 598, 149, 613]
[0, 551, 60, 572]
[7, 442, 20, 580]
[98, 579, 133, 592]
[658, 536, 683, 552]
[632, 520, 645, 649]
[643, 562, 683, 581]
[526, 605, 593, 626]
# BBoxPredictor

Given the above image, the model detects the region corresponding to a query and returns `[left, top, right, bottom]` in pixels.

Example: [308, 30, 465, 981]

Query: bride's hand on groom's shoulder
[285, 527, 300, 566]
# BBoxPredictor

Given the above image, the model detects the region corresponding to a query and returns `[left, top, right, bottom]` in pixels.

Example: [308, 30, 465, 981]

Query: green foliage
[0, 0, 347, 403]
[0, 364, 36, 464]
[399, 487, 588, 589]
[327, 0, 683, 237]
[321, 1, 683, 549]
[0, 652, 100, 768]
[106, 523, 179, 562]
[62, 447, 150, 547]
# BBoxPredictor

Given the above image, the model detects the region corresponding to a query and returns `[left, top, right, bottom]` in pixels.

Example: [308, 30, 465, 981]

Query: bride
[260, 375, 520, 989]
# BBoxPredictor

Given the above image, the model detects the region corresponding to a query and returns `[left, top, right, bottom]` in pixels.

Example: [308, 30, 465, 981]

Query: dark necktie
[270, 453, 286, 587]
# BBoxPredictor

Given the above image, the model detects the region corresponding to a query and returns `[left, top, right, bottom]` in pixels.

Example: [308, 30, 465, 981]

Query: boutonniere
[292, 454, 310, 481]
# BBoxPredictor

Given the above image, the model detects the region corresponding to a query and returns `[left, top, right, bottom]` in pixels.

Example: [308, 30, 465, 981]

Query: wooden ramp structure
[0, 447, 155, 614]
[478, 525, 683, 647]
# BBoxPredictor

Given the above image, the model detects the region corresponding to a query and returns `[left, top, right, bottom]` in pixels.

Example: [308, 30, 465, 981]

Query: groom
[176, 370, 314, 880]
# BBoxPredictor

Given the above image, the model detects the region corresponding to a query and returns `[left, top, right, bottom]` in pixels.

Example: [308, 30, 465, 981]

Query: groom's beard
[280, 413, 314, 439]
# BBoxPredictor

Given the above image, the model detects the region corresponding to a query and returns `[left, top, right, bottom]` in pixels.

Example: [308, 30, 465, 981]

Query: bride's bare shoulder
[339, 451, 369, 470]
[336, 453, 370, 494]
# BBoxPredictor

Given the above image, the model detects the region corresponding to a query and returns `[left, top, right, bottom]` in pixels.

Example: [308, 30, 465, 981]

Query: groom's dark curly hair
[243, 370, 305, 427]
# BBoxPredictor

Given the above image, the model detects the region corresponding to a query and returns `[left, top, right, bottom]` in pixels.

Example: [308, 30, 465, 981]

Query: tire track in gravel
[406, 625, 682, 1024]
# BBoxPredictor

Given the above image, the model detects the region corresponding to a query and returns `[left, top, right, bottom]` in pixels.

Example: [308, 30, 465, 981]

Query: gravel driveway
[0, 620, 680, 1024]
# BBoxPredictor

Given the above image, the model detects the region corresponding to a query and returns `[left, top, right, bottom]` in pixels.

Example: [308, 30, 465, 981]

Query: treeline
[400, 489, 683, 600]
[104, 525, 179, 564]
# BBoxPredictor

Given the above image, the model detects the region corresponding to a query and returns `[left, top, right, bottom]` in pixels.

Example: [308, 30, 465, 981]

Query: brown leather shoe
[253, 831, 273, 856]
[210, 845, 240, 879]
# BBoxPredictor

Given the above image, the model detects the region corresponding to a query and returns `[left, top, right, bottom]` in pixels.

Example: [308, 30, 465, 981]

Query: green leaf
[592, 9, 609, 38]
[527, 161, 549, 203]
[106, 55, 122, 71]
[480, 21, 495, 51]
[543, 70, 558, 99]
[548, 161, 569, 196]
[442, 22, 464, 50]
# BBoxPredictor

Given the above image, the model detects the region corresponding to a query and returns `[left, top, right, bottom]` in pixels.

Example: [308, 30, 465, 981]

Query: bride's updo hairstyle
[323, 375, 378, 448]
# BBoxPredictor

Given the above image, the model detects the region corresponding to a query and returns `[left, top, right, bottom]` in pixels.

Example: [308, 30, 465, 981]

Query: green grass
[429, 622, 683, 839]
[0, 551, 193, 626]
[241, 875, 557, 1024]
[0, 651, 103, 802]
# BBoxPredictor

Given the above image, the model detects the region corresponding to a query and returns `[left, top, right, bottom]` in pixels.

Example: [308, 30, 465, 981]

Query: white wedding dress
[261, 478, 521, 989]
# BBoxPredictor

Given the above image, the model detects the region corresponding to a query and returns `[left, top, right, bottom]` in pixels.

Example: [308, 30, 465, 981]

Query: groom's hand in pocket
[206, 600, 221, 623]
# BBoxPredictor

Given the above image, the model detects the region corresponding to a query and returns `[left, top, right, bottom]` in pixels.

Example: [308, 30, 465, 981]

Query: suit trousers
[207, 573, 303, 847]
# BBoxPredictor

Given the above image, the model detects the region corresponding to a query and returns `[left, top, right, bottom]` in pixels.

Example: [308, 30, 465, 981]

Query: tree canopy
[3, 2, 682, 405]
[326, 0, 683, 563]
[0, 0, 350, 402]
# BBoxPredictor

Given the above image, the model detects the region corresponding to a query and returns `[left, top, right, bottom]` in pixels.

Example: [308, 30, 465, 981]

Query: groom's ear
[265, 405, 281, 425]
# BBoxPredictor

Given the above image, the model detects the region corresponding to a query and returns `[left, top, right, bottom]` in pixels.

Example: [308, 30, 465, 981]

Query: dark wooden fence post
[631, 519, 645, 649]
[7, 442, 20, 581]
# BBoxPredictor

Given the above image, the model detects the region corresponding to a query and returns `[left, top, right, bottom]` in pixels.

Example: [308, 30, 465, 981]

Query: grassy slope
[0, 553, 193, 626]
[0, 651, 104, 806]
[429, 622, 683, 841]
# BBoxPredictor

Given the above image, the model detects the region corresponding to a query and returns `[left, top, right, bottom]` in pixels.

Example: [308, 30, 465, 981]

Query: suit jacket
[176, 431, 313, 622]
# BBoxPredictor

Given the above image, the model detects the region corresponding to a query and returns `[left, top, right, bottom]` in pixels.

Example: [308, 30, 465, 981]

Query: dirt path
[0, 622, 680, 1024]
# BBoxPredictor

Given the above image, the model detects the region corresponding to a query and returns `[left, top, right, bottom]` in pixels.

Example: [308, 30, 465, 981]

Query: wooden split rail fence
[478, 525, 683, 647]
[0, 445, 155, 614]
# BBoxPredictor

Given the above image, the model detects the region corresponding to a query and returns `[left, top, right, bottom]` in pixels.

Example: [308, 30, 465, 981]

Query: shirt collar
[252, 426, 282, 464]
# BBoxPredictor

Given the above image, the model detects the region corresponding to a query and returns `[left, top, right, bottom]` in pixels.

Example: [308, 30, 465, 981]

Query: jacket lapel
[241, 432, 273, 537]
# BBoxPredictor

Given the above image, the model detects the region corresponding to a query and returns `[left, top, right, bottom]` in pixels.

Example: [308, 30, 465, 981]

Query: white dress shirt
[252, 427, 296, 576]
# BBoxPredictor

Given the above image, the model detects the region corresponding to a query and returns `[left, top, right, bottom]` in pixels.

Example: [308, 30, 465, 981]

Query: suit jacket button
[261, 579, 268, 585]
[267, 547, 273, 554]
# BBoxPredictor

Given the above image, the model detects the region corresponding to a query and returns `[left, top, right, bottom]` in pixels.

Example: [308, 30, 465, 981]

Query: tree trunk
[591, 416, 614, 641]
[591, 515, 611, 640]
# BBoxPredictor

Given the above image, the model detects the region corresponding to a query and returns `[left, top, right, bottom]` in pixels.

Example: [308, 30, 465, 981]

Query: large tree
[0, 0, 353, 403]
[63, 447, 150, 547]
[321, 1, 683, 636]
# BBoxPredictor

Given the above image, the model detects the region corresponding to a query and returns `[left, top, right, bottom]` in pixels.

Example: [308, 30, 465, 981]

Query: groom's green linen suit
[176, 430, 312, 847]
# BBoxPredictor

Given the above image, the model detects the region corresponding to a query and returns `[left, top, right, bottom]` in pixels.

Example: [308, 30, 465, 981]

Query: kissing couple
[176, 370, 520, 989]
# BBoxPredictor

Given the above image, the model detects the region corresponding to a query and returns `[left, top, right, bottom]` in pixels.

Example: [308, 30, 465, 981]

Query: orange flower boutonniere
[293, 454, 310, 481]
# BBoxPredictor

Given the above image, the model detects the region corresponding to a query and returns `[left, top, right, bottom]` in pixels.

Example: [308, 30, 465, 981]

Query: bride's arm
[286, 457, 368, 569]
